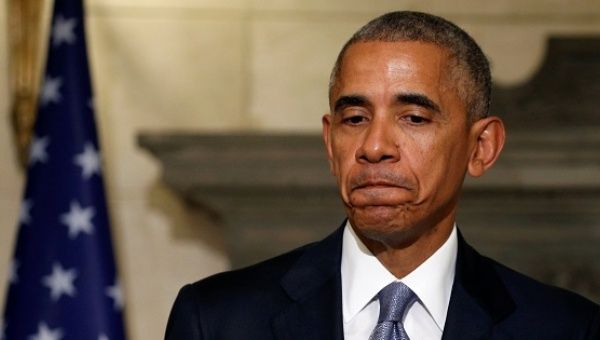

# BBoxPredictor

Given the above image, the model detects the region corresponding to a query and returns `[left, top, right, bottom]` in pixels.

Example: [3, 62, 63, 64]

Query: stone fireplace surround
[139, 37, 600, 302]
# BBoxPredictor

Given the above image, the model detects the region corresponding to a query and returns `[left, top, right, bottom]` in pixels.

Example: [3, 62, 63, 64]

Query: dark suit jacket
[165, 225, 600, 339]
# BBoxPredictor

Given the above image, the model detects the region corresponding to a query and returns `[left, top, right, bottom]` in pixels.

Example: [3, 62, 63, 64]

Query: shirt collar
[341, 220, 457, 330]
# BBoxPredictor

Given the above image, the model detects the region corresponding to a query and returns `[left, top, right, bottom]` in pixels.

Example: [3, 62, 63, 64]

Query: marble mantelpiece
[138, 36, 600, 302]
[139, 128, 600, 302]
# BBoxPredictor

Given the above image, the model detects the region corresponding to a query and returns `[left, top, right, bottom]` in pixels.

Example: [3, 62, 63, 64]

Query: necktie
[368, 282, 417, 340]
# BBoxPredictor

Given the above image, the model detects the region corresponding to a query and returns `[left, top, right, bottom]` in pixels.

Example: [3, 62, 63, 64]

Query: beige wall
[1, 0, 600, 339]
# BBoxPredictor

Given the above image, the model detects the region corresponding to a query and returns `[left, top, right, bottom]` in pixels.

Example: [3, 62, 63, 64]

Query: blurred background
[1, 1, 599, 339]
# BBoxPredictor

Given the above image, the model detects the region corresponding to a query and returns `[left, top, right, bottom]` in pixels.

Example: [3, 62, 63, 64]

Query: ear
[467, 116, 506, 177]
[322, 113, 335, 175]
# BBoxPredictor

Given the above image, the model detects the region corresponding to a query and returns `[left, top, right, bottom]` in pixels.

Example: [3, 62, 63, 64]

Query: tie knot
[377, 282, 417, 323]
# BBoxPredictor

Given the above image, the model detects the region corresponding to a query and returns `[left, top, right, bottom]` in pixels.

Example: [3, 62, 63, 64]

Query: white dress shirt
[341, 221, 458, 340]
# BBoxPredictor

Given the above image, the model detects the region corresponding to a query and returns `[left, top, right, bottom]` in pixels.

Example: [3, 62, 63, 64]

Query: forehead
[332, 41, 455, 103]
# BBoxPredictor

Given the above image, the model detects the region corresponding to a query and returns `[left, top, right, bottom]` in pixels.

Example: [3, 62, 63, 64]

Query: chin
[348, 206, 421, 247]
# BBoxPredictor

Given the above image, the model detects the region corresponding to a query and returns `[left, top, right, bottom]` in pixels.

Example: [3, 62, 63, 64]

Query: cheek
[330, 136, 356, 171]
[336, 155, 356, 191]
[403, 132, 437, 168]
[405, 131, 466, 190]
[330, 138, 358, 199]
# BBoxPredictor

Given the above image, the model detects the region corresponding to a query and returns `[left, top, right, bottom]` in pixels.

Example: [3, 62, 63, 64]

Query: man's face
[323, 41, 477, 246]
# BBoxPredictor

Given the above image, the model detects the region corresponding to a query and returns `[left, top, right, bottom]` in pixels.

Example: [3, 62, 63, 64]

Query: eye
[343, 115, 368, 125]
[403, 114, 429, 125]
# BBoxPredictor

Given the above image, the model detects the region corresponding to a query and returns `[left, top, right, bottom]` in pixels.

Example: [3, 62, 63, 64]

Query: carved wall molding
[492, 37, 600, 128]
[139, 128, 600, 302]
[139, 36, 600, 302]
[8, 0, 46, 167]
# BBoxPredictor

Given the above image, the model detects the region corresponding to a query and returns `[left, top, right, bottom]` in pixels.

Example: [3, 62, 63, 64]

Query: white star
[29, 136, 50, 165]
[40, 76, 62, 106]
[19, 199, 33, 225]
[41, 263, 77, 301]
[105, 280, 124, 310]
[8, 259, 19, 285]
[74, 143, 101, 179]
[52, 15, 77, 46]
[98, 334, 109, 340]
[60, 201, 95, 239]
[29, 322, 63, 340]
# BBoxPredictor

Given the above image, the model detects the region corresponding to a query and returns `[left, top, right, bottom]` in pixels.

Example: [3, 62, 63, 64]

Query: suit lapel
[271, 226, 345, 340]
[270, 226, 517, 340]
[442, 231, 515, 340]
[442, 282, 494, 340]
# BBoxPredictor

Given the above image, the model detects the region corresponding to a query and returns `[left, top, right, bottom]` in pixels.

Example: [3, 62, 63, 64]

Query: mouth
[352, 180, 412, 191]
[348, 176, 415, 207]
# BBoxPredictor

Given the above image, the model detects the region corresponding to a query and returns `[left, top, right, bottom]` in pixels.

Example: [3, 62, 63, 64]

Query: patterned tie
[368, 282, 417, 340]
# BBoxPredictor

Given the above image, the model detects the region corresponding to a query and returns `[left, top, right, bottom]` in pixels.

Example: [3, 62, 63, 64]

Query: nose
[355, 117, 400, 164]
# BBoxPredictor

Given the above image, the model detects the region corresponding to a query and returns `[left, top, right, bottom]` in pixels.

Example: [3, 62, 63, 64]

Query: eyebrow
[333, 95, 370, 113]
[396, 93, 441, 113]
[332, 92, 442, 114]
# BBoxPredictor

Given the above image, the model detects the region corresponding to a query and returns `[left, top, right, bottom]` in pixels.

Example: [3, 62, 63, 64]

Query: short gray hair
[329, 11, 491, 122]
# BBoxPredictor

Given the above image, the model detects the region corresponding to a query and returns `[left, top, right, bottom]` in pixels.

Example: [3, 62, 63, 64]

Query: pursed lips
[351, 180, 413, 191]
[353, 181, 399, 190]
[348, 179, 415, 207]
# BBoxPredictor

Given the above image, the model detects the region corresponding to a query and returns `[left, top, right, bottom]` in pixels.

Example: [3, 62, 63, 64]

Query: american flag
[2, 1, 127, 339]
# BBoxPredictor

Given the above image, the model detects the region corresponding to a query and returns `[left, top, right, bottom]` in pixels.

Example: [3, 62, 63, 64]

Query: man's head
[329, 11, 491, 123]
[322, 11, 505, 254]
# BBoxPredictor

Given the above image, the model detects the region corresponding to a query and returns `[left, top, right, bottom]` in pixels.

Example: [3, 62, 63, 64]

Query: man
[165, 11, 600, 339]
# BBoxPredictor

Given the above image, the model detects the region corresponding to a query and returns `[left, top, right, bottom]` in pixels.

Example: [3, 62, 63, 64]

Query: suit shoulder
[185, 241, 315, 303]
[459, 236, 598, 315]
[491, 258, 597, 309]
[165, 242, 319, 339]
[486, 256, 600, 333]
